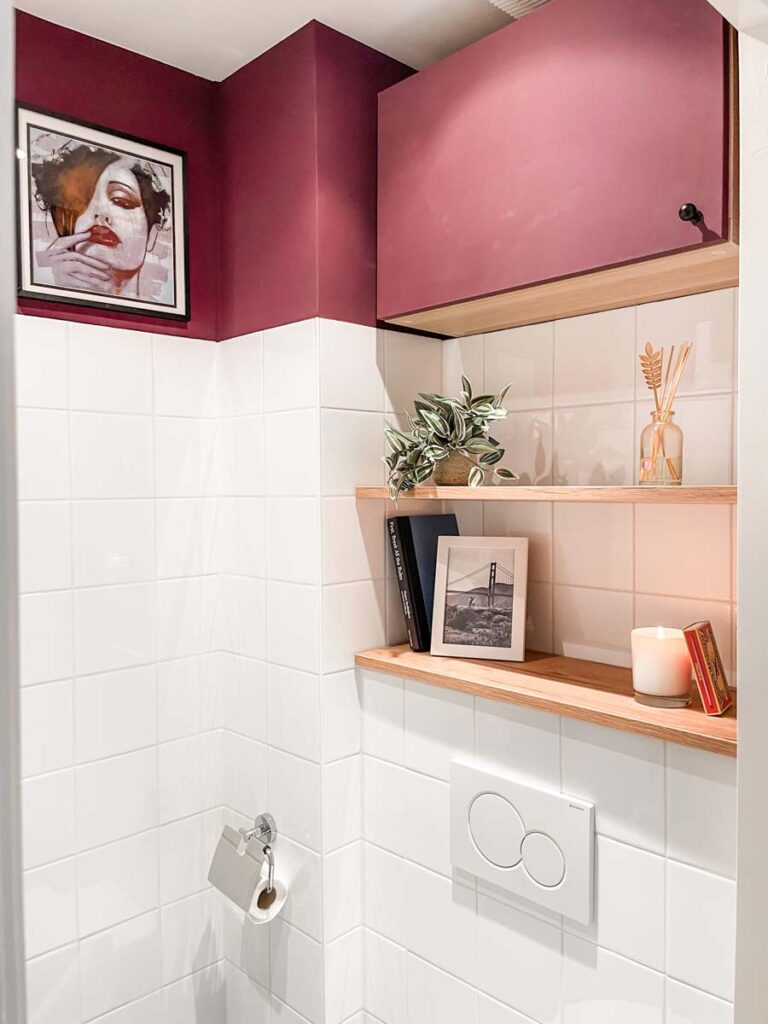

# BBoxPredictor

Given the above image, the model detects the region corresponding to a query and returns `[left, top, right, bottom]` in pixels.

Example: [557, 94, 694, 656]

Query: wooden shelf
[356, 645, 737, 757]
[356, 485, 737, 505]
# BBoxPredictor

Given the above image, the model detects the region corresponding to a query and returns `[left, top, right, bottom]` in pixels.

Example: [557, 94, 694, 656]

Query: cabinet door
[378, 0, 730, 321]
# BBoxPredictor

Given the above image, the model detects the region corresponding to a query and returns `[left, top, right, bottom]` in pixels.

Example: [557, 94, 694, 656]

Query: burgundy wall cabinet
[377, 0, 738, 337]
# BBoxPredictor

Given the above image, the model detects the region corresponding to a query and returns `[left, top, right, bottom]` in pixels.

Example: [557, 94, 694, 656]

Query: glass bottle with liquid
[639, 411, 683, 486]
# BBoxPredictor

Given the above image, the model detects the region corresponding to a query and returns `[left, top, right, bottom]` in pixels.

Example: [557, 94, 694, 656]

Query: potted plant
[384, 377, 517, 499]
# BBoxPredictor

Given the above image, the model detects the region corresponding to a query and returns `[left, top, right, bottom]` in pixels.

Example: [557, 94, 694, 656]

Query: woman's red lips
[89, 225, 119, 247]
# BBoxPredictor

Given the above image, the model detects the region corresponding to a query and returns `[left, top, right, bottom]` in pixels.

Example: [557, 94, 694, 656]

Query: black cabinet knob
[679, 202, 703, 224]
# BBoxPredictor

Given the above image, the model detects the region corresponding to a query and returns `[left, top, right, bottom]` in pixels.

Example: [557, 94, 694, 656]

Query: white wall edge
[0, 2, 26, 1022]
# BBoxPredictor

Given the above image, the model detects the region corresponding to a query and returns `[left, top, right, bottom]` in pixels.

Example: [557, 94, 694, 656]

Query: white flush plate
[450, 761, 594, 924]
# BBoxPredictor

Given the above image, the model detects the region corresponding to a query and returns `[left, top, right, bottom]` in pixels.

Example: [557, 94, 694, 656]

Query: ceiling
[15, 0, 511, 80]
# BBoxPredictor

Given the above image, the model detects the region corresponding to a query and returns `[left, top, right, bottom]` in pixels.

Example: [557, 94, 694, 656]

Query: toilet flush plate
[450, 761, 594, 924]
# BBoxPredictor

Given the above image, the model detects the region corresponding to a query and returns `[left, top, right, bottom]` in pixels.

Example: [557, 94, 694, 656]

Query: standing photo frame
[16, 104, 189, 320]
[431, 536, 529, 661]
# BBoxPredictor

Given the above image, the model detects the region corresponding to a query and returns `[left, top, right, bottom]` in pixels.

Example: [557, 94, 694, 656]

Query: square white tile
[23, 859, 78, 958]
[22, 769, 76, 870]
[365, 929, 407, 1024]
[74, 583, 156, 675]
[76, 748, 158, 850]
[635, 505, 731, 601]
[667, 861, 736, 1001]
[322, 669, 361, 763]
[321, 410, 384, 495]
[266, 497, 320, 583]
[158, 733, 220, 824]
[322, 579, 386, 674]
[71, 413, 153, 499]
[69, 324, 152, 414]
[269, 920, 324, 1024]
[19, 591, 73, 685]
[153, 335, 217, 418]
[404, 863, 477, 984]
[442, 334, 484, 396]
[77, 830, 159, 936]
[553, 585, 633, 667]
[16, 409, 70, 500]
[268, 664, 321, 761]
[362, 669, 405, 764]
[554, 306, 636, 407]
[217, 331, 262, 417]
[267, 581, 320, 672]
[492, 410, 553, 485]
[485, 322, 555, 413]
[666, 745, 737, 878]
[569, 836, 665, 972]
[483, 501, 553, 583]
[15, 314, 69, 410]
[21, 680, 74, 778]
[636, 290, 735, 398]
[269, 747, 322, 851]
[553, 403, 635, 486]
[155, 417, 218, 498]
[264, 410, 319, 496]
[476, 894, 561, 1022]
[324, 843, 363, 942]
[25, 942, 80, 1024]
[156, 497, 218, 579]
[404, 678, 474, 781]
[322, 497, 387, 584]
[475, 698, 561, 791]
[671, 394, 733, 485]
[72, 499, 155, 587]
[75, 665, 157, 763]
[323, 755, 362, 852]
[561, 718, 665, 853]
[78, 911, 161, 1021]
[320, 319, 384, 412]
[262, 319, 318, 412]
[553, 504, 633, 590]
[666, 979, 734, 1024]
[405, 953, 477, 1024]
[384, 330, 443, 417]
[18, 501, 72, 593]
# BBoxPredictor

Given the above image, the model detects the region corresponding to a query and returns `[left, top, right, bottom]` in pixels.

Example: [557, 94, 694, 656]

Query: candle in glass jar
[631, 626, 692, 708]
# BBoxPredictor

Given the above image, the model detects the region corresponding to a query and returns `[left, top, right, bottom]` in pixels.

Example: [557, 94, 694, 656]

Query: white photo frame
[431, 536, 529, 661]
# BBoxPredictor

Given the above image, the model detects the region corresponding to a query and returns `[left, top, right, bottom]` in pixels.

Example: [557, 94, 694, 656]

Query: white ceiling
[16, 0, 511, 80]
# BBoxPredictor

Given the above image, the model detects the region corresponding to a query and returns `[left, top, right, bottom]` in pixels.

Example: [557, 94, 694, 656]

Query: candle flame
[656, 626, 666, 640]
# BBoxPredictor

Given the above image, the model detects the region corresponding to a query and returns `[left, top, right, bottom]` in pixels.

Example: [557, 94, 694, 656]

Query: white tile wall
[16, 302, 737, 1024]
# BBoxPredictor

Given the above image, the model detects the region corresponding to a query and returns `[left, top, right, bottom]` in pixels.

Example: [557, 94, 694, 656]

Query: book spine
[684, 630, 717, 714]
[399, 520, 432, 651]
[387, 519, 425, 652]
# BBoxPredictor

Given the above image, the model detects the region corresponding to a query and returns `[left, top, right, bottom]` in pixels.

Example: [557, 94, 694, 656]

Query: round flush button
[468, 793, 525, 868]
[521, 832, 566, 888]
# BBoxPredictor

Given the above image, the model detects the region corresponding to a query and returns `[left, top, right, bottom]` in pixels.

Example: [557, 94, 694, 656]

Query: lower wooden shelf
[355, 645, 737, 757]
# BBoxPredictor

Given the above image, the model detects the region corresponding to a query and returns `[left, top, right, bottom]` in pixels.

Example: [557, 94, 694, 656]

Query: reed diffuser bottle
[638, 342, 691, 487]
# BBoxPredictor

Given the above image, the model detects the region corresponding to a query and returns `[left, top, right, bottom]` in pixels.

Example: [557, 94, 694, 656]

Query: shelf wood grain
[356, 485, 737, 504]
[356, 645, 737, 757]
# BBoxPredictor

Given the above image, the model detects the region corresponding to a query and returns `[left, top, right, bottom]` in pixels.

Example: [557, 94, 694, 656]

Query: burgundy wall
[219, 22, 411, 339]
[16, 14, 411, 340]
[377, 0, 729, 319]
[16, 11, 220, 340]
[315, 24, 412, 329]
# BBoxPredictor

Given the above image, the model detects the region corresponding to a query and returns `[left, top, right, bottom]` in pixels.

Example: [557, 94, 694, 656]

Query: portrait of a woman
[17, 106, 188, 319]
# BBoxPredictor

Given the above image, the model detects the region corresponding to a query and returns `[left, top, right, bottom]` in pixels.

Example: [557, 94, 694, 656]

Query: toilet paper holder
[241, 812, 277, 895]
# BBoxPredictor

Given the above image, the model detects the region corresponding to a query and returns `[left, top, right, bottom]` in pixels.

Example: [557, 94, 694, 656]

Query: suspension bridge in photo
[446, 561, 515, 610]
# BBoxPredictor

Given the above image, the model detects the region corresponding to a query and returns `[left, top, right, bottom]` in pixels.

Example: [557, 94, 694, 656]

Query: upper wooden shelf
[356, 645, 737, 757]
[356, 485, 737, 505]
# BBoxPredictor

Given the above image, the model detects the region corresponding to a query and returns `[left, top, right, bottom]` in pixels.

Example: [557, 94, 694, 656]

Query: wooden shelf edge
[356, 485, 737, 504]
[356, 645, 737, 758]
[383, 242, 739, 338]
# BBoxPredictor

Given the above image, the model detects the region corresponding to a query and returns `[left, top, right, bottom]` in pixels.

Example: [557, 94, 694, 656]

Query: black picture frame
[16, 103, 190, 322]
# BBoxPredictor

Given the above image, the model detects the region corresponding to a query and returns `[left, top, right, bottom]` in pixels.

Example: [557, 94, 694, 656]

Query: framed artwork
[16, 104, 189, 320]
[431, 536, 529, 661]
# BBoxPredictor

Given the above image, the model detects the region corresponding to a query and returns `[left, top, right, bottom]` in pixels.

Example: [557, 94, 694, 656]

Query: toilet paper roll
[248, 876, 287, 924]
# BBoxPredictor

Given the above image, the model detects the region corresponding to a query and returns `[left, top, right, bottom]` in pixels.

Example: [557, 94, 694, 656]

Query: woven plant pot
[432, 450, 475, 486]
